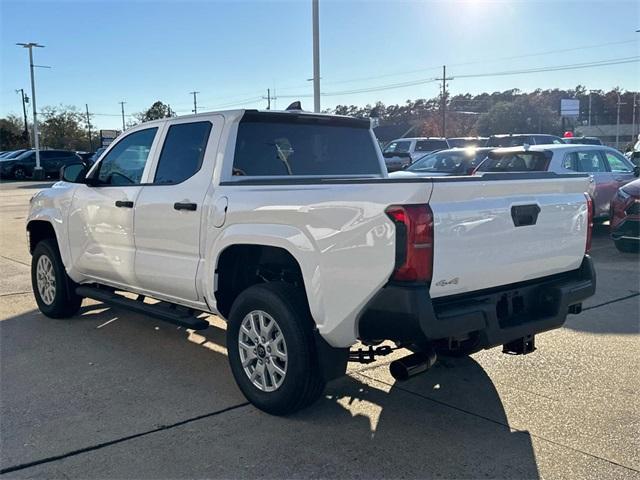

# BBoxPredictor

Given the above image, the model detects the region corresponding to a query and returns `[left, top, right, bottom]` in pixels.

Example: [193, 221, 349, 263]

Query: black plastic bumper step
[76, 286, 209, 330]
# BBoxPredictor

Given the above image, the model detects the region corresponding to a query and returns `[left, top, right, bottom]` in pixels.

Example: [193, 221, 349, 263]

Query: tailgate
[428, 174, 590, 299]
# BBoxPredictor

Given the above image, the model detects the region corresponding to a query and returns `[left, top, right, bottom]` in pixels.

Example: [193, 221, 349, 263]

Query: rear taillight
[386, 204, 434, 282]
[585, 194, 593, 253]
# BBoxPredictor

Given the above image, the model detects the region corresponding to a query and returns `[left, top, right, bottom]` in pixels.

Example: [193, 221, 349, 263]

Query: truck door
[68, 127, 160, 287]
[133, 115, 222, 302]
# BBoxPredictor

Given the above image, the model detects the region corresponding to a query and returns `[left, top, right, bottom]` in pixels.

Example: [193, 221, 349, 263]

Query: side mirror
[60, 162, 88, 183]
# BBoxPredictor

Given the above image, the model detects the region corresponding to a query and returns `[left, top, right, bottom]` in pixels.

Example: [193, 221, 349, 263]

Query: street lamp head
[16, 42, 45, 48]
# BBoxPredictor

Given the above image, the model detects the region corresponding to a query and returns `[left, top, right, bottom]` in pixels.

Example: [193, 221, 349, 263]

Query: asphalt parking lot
[0, 180, 638, 479]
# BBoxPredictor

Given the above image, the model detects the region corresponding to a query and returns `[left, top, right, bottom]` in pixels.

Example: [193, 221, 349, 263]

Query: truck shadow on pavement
[0, 302, 539, 479]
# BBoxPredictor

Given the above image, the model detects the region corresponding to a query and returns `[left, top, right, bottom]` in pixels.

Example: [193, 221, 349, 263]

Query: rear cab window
[232, 113, 381, 177]
[477, 151, 550, 172]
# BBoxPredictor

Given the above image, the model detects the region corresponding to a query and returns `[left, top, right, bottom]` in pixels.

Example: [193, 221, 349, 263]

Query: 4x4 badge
[435, 277, 459, 287]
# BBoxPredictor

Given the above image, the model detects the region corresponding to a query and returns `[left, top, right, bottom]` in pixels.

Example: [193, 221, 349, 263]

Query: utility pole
[263, 88, 277, 110]
[588, 91, 592, 126]
[85, 104, 93, 151]
[16, 88, 29, 144]
[190, 91, 199, 114]
[312, 0, 320, 113]
[632, 92, 637, 139]
[437, 65, 453, 137]
[17, 42, 44, 179]
[616, 92, 626, 150]
[119, 101, 126, 131]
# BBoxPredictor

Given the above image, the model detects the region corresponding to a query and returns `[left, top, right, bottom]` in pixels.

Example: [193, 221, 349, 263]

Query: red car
[610, 178, 640, 253]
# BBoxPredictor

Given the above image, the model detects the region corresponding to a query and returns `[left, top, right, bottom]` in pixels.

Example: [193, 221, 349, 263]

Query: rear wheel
[226, 282, 325, 415]
[13, 166, 27, 180]
[31, 239, 83, 318]
[615, 239, 640, 253]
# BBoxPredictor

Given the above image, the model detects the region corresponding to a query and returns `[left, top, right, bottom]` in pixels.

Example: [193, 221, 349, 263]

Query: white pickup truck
[27, 108, 596, 414]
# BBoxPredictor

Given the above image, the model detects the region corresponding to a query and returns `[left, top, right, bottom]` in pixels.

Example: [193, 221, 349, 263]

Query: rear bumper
[358, 256, 596, 350]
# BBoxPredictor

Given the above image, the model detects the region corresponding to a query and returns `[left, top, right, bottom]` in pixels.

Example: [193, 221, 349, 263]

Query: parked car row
[390, 143, 640, 252]
[0, 148, 105, 180]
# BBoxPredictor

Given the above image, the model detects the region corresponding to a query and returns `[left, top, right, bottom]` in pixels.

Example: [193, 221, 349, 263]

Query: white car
[27, 109, 595, 414]
[383, 137, 450, 161]
[475, 144, 639, 219]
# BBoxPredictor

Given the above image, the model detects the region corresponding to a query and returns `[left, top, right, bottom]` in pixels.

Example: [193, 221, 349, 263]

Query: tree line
[1, 87, 636, 151]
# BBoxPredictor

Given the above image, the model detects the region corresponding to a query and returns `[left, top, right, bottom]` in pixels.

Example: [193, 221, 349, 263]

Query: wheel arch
[206, 224, 325, 327]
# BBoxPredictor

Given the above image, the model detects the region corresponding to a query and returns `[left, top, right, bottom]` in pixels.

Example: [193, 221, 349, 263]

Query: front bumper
[611, 219, 640, 242]
[358, 256, 596, 350]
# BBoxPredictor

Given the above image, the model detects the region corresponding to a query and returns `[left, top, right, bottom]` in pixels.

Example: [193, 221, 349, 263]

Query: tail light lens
[585, 194, 593, 253]
[385, 205, 434, 282]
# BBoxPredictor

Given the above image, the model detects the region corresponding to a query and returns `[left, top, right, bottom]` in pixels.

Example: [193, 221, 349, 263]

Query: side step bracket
[76, 285, 209, 330]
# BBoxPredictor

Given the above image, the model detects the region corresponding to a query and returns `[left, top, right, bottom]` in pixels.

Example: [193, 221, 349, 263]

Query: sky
[1, 0, 639, 130]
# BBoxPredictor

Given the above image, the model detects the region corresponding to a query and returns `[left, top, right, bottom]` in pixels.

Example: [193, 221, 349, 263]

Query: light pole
[190, 91, 199, 114]
[17, 42, 44, 179]
[616, 92, 626, 150]
[312, 0, 320, 113]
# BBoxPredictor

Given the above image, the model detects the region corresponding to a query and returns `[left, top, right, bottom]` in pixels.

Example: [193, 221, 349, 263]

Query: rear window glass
[408, 150, 484, 174]
[383, 140, 411, 154]
[477, 152, 550, 172]
[233, 115, 380, 176]
[415, 139, 448, 152]
[486, 136, 531, 147]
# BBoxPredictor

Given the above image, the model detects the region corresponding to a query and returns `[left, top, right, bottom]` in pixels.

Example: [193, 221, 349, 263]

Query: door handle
[174, 202, 197, 211]
[115, 200, 134, 208]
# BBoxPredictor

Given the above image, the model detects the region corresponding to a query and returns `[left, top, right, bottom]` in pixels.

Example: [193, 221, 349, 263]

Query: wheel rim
[36, 255, 56, 305]
[14, 168, 25, 179]
[238, 310, 288, 392]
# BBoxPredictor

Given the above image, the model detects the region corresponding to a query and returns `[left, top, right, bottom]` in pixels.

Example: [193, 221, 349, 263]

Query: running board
[76, 286, 209, 330]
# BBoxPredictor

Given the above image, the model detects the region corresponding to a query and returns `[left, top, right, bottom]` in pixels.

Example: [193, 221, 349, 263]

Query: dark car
[447, 137, 488, 148]
[610, 178, 640, 253]
[563, 136, 603, 146]
[403, 147, 493, 176]
[486, 134, 564, 147]
[0, 149, 82, 180]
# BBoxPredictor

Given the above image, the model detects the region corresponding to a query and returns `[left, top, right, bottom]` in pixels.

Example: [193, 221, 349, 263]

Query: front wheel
[226, 282, 325, 415]
[31, 239, 83, 318]
[13, 166, 27, 180]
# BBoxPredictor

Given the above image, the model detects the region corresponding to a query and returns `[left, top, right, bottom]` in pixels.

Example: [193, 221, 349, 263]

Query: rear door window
[573, 151, 607, 172]
[154, 121, 212, 184]
[233, 114, 380, 176]
[478, 151, 550, 172]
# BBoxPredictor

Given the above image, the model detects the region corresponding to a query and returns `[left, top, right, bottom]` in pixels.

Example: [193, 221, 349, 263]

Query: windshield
[2, 150, 28, 159]
[408, 149, 483, 173]
[477, 151, 550, 172]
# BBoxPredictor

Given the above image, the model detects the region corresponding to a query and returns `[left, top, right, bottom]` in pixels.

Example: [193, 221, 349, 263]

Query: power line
[315, 38, 638, 87]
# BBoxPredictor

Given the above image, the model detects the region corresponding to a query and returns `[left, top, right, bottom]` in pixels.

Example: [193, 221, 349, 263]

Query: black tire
[31, 239, 83, 318]
[615, 239, 640, 253]
[13, 166, 27, 180]
[226, 282, 325, 415]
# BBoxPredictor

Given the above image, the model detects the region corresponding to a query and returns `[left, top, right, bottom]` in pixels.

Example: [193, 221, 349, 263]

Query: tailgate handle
[511, 204, 541, 227]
